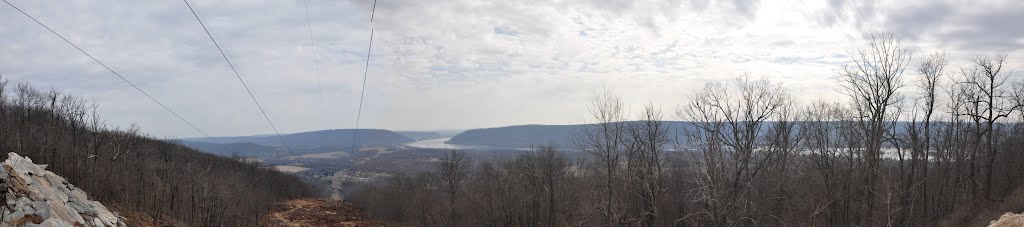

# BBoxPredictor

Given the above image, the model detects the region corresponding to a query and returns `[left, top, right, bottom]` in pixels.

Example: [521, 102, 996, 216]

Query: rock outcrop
[990, 212, 1024, 227]
[0, 152, 126, 227]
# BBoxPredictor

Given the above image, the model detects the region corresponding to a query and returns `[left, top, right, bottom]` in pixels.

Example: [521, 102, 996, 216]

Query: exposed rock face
[990, 212, 1024, 227]
[0, 153, 126, 227]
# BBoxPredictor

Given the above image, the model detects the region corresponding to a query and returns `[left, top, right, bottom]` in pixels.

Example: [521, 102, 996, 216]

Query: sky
[2, 0, 1023, 138]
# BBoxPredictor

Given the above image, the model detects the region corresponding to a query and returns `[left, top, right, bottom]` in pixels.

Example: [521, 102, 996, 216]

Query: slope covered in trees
[0, 79, 320, 226]
[352, 35, 1024, 226]
[446, 124, 581, 148]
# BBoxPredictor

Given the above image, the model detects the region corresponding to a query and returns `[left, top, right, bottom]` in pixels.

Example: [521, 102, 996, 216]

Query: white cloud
[1, 0, 1021, 138]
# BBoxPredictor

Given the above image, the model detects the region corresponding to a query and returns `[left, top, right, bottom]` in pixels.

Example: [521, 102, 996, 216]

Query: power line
[2, 0, 218, 143]
[304, 0, 329, 134]
[352, 0, 377, 152]
[182, 0, 295, 154]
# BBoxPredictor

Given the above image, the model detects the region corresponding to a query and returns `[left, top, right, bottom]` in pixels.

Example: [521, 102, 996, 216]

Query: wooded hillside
[0, 78, 320, 226]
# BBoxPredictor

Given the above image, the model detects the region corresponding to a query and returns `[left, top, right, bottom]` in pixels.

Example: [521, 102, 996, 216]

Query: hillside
[446, 124, 580, 148]
[0, 80, 320, 226]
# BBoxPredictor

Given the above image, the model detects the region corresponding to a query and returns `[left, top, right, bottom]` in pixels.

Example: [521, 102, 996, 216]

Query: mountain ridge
[181, 129, 415, 148]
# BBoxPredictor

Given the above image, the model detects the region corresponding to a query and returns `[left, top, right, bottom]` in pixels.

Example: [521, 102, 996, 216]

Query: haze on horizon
[2, 0, 1022, 138]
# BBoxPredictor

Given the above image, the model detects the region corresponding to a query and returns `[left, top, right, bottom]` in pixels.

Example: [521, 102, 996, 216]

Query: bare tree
[837, 33, 911, 226]
[1016, 81, 1024, 120]
[0, 75, 7, 103]
[762, 94, 800, 223]
[799, 101, 857, 225]
[437, 150, 472, 226]
[515, 144, 570, 226]
[575, 87, 627, 225]
[535, 145, 569, 227]
[957, 52, 1022, 199]
[680, 75, 789, 225]
[623, 104, 669, 226]
[909, 51, 947, 219]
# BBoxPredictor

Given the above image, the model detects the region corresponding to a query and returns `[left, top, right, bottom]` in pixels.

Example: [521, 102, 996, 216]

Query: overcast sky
[2, 0, 1023, 138]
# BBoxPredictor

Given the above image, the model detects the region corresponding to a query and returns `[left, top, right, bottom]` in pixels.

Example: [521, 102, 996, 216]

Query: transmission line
[2, 0, 218, 143]
[352, 0, 377, 152]
[182, 0, 295, 154]
[304, 0, 330, 135]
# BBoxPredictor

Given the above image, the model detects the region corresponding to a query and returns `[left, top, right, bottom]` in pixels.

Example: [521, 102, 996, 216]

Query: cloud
[818, 0, 1024, 51]
[1, 0, 1022, 138]
[931, 5, 1024, 50]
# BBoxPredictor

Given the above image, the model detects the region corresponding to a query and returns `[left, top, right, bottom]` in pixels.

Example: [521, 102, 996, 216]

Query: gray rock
[0, 153, 127, 227]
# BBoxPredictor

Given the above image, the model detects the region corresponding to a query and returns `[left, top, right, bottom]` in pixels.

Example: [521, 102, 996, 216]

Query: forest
[350, 34, 1024, 226]
[0, 78, 320, 226]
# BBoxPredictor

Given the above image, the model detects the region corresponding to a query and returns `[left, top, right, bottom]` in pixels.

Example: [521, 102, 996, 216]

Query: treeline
[0, 79, 320, 226]
[350, 34, 1024, 226]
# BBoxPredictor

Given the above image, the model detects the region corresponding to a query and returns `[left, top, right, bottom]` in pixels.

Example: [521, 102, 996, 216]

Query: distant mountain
[182, 129, 415, 149]
[177, 141, 284, 157]
[444, 121, 928, 149]
[446, 125, 579, 149]
[284, 129, 415, 147]
[446, 122, 695, 149]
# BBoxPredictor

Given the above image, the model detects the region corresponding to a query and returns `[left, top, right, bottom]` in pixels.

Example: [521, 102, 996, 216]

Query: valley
[178, 129, 549, 201]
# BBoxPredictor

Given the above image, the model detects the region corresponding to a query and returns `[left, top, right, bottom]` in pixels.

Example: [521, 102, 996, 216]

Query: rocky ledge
[0, 152, 126, 227]
[990, 212, 1024, 227]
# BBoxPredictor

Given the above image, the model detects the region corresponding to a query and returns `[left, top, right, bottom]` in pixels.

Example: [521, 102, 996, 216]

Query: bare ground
[263, 198, 387, 227]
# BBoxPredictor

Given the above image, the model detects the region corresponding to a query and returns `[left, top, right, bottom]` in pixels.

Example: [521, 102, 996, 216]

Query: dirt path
[263, 199, 383, 227]
[268, 200, 313, 227]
